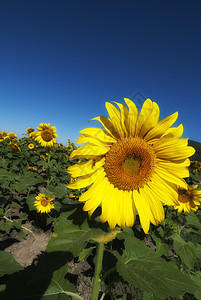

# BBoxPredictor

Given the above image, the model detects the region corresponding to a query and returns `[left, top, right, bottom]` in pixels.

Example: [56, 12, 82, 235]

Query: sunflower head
[26, 127, 35, 134]
[9, 142, 21, 153]
[175, 185, 201, 213]
[0, 131, 8, 140]
[34, 193, 54, 213]
[28, 166, 37, 172]
[67, 98, 195, 233]
[28, 143, 34, 149]
[8, 132, 17, 139]
[35, 123, 57, 147]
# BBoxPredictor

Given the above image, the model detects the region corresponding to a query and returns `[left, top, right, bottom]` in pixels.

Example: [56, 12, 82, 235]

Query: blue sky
[0, 0, 201, 144]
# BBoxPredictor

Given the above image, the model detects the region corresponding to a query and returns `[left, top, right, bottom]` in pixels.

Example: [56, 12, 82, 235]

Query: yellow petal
[70, 144, 110, 160]
[133, 189, 150, 234]
[139, 102, 160, 138]
[144, 111, 178, 142]
[82, 173, 107, 214]
[156, 159, 190, 178]
[79, 127, 116, 144]
[155, 167, 188, 189]
[67, 169, 101, 189]
[67, 158, 105, 177]
[113, 101, 129, 138]
[124, 98, 138, 137]
[148, 174, 178, 206]
[141, 184, 165, 224]
[161, 124, 184, 139]
[136, 98, 154, 136]
[79, 169, 106, 202]
[105, 102, 123, 138]
[154, 139, 195, 161]
[90, 116, 118, 138]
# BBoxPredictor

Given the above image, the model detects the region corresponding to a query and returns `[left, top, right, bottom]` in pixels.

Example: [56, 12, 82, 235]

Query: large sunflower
[35, 123, 57, 147]
[67, 98, 195, 233]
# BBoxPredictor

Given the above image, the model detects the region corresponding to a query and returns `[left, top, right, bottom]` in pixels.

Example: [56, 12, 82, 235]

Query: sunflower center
[41, 129, 53, 142]
[178, 190, 191, 203]
[104, 137, 156, 191]
[41, 199, 49, 207]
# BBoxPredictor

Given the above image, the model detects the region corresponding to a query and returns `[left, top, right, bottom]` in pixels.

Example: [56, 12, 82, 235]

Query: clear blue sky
[0, 0, 201, 144]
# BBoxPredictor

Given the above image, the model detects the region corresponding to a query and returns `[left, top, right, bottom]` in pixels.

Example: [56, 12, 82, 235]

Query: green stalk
[91, 242, 104, 300]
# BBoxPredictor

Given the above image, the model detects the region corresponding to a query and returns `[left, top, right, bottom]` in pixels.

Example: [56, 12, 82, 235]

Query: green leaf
[79, 246, 94, 261]
[186, 213, 201, 229]
[40, 263, 76, 300]
[48, 183, 67, 197]
[173, 234, 197, 269]
[0, 251, 23, 276]
[26, 194, 37, 211]
[191, 272, 201, 300]
[143, 291, 164, 300]
[12, 172, 44, 192]
[46, 208, 104, 257]
[115, 229, 201, 297]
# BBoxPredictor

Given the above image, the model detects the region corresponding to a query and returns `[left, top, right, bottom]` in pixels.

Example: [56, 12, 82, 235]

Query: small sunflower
[174, 185, 201, 213]
[28, 143, 34, 149]
[8, 132, 17, 139]
[35, 123, 57, 147]
[0, 131, 8, 141]
[28, 166, 37, 172]
[67, 98, 195, 233]
[26, 127, 35, 134]
[67, 144, 73, 151]
[34, 193, 54, 213]
[9, 142, 21, 153]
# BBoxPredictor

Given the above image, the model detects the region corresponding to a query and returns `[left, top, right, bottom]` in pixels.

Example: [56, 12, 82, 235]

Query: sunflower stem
[91, 242, 104, 300]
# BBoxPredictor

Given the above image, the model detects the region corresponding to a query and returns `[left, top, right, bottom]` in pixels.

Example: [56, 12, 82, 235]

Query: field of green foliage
[1, 130, 201, 300]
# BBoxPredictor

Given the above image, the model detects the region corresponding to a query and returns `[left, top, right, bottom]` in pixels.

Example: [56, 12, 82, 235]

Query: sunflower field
[0, 105, 201, 299]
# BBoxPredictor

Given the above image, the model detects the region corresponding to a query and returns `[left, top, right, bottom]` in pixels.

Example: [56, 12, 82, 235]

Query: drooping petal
[78, 127, 116, 144]
[67, 169, 101, 189]
[70, 143, 110, 160]
[67, 158, 105, 177]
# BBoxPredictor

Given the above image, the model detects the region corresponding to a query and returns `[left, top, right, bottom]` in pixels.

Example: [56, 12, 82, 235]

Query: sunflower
[67, 98, 195, 233]
[8, 132, 17, 139]
[28, 166, 37, 172]
[34, 193, 54, 213]
[174, 185, 201, 213]
[0, 131, 8, 141]
[26, 127, 35, 134]
[9, 142, 21, 153]
[35, 123, 57, 147]
[28, 143, 34, 149]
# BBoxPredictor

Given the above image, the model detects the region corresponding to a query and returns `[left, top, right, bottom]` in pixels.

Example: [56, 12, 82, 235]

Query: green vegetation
[0, 133, 201, 299]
